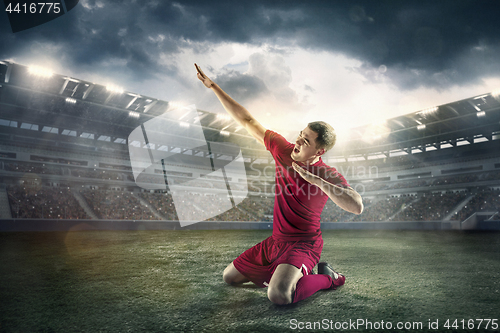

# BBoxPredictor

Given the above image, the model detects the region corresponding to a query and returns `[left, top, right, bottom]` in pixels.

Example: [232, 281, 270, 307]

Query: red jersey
[264, 130, 350, 241]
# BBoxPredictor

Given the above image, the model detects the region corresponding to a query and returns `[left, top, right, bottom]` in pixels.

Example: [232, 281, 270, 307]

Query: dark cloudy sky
[1, 0, 500, 135]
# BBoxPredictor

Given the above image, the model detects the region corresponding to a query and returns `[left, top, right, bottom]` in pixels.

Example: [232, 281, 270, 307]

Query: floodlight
[106, 84, 124, 94]
[477, 111, 486, 118]
[417, 124, 426, 130]
[419, 106, 437, 116]
[220, 130, 230, 137]
[129, 111, 140, 119]
[28, 65, 53, 78]
[492, 89, 500, 98]
[65, 97, 77, 104]
[179, 121, 190, 128]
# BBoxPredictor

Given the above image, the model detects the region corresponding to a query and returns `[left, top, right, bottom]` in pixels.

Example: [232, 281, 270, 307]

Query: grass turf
[0, 229, 499, 332]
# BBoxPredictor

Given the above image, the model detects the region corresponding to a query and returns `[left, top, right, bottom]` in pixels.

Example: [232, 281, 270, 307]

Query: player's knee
[267, 287, 292, 305]
[223, 264, 241, 285]
[222, 270, 233, 284]
[222, 267, 233, 284]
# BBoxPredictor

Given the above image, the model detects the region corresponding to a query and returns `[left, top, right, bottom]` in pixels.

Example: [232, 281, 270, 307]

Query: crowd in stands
[481, 170, 500, 181]
[391, 179, 428, 189]
[432, 174, 478, 186]
[5, 184, 499, 223]
[240, 196, 274, 220]
[452, 189, 500, 221]
[7, 184, 88, 219]
[71, 168, 124, 181]
[320, 198, 361, 222]
[393, 192, 468, 221]
[350, 196, 416, 222]
[162, 192, 260, 221]
[206, 196, 273, 221]
[247, 181, 275, 194]
[5, 162, 63, 176]
[130, 173, 249, 194]
[79, 188, 158, 220]
[2, 162, 135, 182]
[137, 192, 177, 220]
[4, 159, 499, 223]
[206, 205, 260, 222]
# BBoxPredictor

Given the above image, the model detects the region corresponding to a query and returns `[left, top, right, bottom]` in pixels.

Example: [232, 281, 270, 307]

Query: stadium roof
[1, 60, 499, 163]
[0, 61, 262, 160]
[332, 91, 500, 162]
[339, 90, 500, 153]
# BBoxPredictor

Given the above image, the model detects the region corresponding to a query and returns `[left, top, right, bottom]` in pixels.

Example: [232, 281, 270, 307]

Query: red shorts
[232, 236, 323, 288]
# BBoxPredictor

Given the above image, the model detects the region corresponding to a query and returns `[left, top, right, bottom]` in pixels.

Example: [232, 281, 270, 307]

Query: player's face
[291, 126, 325, 163]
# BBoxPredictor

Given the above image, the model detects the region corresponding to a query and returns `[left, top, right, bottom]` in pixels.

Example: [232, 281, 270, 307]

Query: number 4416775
[444, 319, 498, 330]
[5, 2, 61, 14]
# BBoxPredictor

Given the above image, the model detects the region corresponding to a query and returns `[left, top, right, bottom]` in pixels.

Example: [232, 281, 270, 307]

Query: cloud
[214, 69, 269, 104]
[1, 0, 500, 135]
[247, 53, 297, 104]
[2, 0, 500, 92]
[80, 0, 105, 10]
[207, 51, 310, 130]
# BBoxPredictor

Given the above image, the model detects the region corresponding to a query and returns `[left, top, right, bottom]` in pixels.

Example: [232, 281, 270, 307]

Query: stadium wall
[1, 219, 499, 232]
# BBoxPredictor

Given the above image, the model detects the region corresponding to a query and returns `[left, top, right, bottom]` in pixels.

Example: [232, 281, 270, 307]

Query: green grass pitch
[1, 229, 499, 332]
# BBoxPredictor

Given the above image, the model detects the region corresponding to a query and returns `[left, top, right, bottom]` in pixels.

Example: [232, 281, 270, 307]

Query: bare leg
[223, 262, 249, 285]
[267, 263, 303, 305]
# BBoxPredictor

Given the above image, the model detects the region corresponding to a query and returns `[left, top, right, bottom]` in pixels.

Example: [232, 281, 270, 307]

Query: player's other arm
[292, 163, 364, 215]
[195, 63, 266, 146]
[320, 183, 364, 215]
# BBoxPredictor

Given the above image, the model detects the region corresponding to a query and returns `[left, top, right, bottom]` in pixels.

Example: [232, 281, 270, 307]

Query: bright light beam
[28, 65, 53, 78]
[106, 84, 124, 94]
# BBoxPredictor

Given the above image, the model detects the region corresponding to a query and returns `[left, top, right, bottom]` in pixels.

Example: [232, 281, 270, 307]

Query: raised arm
[195, 63, 266, 146]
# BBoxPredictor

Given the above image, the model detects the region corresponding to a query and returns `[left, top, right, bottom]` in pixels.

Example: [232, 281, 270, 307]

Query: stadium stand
[0, 61, 499, 230]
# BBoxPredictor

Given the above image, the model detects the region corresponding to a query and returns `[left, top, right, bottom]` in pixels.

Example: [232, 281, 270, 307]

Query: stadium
[1, 61, 499, 332]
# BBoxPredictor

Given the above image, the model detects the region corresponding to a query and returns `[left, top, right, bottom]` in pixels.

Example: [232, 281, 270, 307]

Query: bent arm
[195, 64, 266, 146]
[317, 181, 364, 215]
[292, 162, 364, 215]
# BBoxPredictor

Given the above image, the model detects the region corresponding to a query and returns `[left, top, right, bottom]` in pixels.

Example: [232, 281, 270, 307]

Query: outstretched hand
[195, 63, 215, 88]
